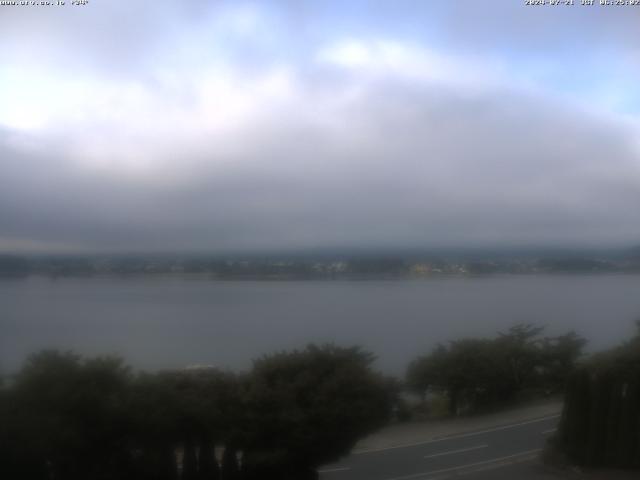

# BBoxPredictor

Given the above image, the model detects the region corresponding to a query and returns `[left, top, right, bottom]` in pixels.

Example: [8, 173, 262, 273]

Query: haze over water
[2, 274, 638, 375]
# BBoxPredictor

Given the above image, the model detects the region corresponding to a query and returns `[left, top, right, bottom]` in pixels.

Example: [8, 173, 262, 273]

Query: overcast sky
[1, 1, 639, 253]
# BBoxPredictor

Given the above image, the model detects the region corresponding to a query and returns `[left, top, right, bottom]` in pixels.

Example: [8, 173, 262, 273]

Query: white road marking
[423, 444, 488, 459]
[353, 414, 560, 454]
[318, 467, 351, 473]
[542, 428, 557, 435]
[382, 449, 542, 480]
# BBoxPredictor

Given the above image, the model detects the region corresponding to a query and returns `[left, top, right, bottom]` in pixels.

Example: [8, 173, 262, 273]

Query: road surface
[319, 414, 561, 480]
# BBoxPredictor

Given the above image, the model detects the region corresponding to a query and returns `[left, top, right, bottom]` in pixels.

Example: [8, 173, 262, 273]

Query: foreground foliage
[0, 345, 392, 480]
[406, 324, 586, 415]
[556, 324, 640, 469]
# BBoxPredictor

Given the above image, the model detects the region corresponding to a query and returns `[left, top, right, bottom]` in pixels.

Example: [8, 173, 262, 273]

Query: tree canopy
[0, 345, 392, 480]
[406, 324, 586, 415]
[556, 322, 640, 469]
[241, 345, 393, 479]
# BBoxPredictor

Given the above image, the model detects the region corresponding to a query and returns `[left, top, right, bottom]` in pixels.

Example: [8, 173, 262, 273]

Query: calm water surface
[1, 275, 639, 375]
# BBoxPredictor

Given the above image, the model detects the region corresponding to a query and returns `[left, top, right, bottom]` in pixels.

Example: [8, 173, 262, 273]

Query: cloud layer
[1, 1, 639, 252]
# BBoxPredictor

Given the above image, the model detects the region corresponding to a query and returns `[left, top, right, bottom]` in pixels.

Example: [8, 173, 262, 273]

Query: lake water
[1, 274, 639, 375]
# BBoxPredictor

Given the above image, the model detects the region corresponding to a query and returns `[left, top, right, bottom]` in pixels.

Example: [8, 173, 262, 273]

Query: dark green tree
[496, 323, 545, 391]
[197, 439, 219, 480]
[128, 368, 239, 479]
[407, 325, 586, 415]
[4, 351, 133, 480]
[241, 344, 393, 479]
[557, 323, 640, 469]
[539, 331, 587, 392]
[221, 446, 241, 479]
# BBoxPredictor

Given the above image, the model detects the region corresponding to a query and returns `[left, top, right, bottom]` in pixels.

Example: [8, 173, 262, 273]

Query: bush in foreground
[556, 325, 640, 469]
[0, 345, 392, 480]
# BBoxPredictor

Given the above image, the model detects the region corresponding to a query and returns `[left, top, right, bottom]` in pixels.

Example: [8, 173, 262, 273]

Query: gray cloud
[2, 79, 639, 252]
[0, 1, 639, 253]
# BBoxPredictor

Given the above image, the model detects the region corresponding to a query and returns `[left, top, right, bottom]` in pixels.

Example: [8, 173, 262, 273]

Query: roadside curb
[352, 401, 563, 455]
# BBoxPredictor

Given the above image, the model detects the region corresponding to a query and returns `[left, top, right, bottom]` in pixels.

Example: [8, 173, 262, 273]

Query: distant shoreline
[3, 271, 640, 281]
[2, 252, 640, 279]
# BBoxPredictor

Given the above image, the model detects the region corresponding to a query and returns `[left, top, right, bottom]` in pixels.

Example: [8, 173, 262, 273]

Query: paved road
[318, 414, 561, 480]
